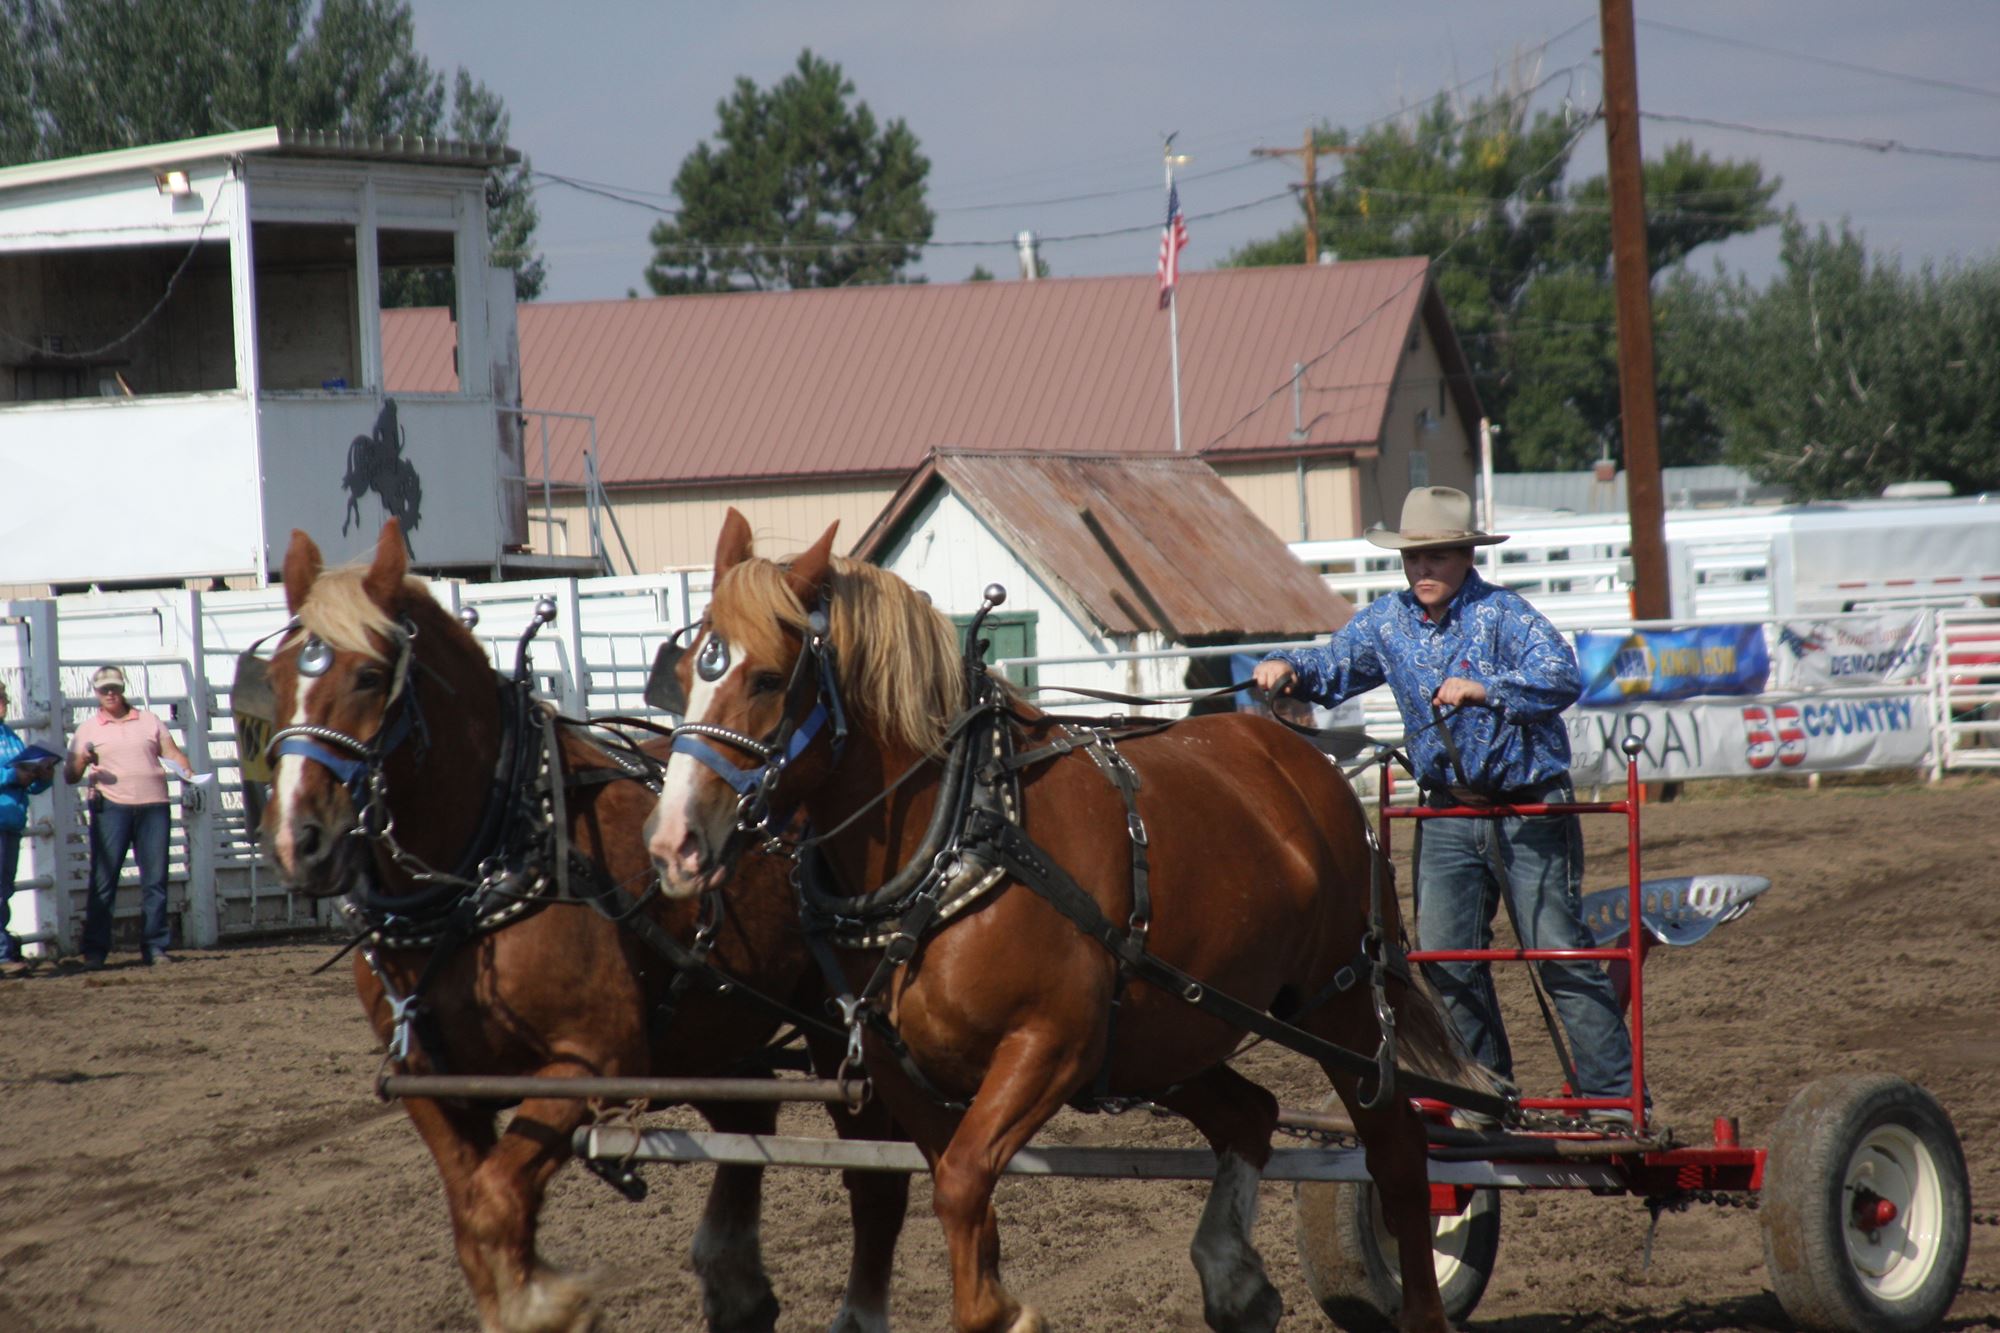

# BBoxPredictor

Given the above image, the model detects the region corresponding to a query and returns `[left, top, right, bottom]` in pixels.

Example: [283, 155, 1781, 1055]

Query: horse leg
[689, 1099, 782, 1333]
[923, 1028, 1088, 1333]
[1155, 1065, 1285, 1333]
[408, 1092, 597, 1333]
[825, 1096, 909, 1333]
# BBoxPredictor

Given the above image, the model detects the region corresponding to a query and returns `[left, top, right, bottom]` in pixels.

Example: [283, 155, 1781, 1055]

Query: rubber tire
[1294, 1179, 1499, 1331]
[1761, 1072, 1970, 1333]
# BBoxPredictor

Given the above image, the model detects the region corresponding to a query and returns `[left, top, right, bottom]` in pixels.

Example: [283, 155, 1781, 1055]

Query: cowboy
[1253, 486, 1638, 1124]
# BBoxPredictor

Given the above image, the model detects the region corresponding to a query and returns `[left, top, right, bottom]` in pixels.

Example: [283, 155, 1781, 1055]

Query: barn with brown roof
[381, 258, 1481, 571]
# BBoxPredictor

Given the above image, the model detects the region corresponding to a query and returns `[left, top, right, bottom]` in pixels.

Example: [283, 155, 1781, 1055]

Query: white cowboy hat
[1364, 486, 1509, 551]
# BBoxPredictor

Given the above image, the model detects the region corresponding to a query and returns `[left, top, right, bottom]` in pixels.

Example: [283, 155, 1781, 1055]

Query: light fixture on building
[1416, 407, 1442, 436]
[155, 170, 192, 197]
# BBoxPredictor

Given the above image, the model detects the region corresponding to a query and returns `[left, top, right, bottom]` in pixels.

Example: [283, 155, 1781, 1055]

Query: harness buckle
[386, 994, 421, 1064]
[1125, 812, 1149, 847]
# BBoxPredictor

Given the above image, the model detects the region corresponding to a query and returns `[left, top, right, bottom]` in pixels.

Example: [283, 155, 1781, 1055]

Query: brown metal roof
[855, 450, 1353, 638]
[382, 257, 1468, 489]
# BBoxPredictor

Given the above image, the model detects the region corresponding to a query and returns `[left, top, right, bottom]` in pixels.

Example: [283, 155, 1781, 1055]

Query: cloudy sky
[411, 1, 2000, 303]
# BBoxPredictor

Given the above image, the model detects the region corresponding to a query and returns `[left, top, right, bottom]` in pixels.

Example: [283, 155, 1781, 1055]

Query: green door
[954, 611, 1038, 691]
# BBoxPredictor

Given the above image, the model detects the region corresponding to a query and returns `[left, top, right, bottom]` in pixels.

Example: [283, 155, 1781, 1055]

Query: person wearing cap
[64, 667, 195, 969]
[1253, 486, 1637, 1123]
[1, 681, 56, 976]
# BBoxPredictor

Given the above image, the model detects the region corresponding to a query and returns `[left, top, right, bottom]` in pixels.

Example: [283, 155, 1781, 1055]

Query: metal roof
[381, 257, 1471, 489]
[0, 126, 516, 193]
[856, 450, 1353, 638]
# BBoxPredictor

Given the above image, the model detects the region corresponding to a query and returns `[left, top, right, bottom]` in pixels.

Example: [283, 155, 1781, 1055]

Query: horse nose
[293, 816, 328, 868]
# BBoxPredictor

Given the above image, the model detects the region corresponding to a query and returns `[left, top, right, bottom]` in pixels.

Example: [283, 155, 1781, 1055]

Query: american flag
[1157, 180, 1189, 309]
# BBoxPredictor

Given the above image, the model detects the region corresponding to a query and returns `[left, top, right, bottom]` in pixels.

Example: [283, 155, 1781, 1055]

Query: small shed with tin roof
[853, 449, 1352, 708]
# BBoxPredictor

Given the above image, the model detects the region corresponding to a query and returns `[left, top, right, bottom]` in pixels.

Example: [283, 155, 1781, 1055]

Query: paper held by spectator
[162, 760, 213, 785]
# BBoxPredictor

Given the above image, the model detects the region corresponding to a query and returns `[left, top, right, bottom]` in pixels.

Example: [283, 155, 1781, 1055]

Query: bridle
[265, 616, 431, 841]
[663, 604, 848, 839]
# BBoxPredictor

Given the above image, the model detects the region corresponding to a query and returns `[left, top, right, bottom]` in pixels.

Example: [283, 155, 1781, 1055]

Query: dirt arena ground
[1, 774, 1996, 1332]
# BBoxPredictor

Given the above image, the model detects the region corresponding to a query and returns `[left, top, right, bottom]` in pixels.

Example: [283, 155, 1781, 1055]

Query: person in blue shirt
[1, 680, 57, 977]
[1253, 487, 1637, 1123]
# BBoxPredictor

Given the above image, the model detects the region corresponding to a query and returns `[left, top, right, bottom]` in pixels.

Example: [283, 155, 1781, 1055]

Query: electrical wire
[1637, 18, 2000, 104]
[1640, 111, 2000, 166]
[1203, 109, 1605, 452]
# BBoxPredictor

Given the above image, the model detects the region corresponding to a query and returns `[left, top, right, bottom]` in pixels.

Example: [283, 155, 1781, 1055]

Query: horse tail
[1389, 964, 1511, 1100]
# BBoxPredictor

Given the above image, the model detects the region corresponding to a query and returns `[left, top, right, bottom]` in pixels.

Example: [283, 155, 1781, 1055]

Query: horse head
[262, 519, 493, 897]
[646, 509, 970, 898]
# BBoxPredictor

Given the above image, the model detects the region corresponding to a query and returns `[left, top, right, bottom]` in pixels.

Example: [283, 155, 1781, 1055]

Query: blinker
[644, 641, 689, 715]
[299, 636, 334, 677]
[697, 634, 730, 682]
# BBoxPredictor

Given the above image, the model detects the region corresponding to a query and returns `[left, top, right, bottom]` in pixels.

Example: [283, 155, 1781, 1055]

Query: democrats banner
[1776, 611, 1934, 689]
[1575, 625, 1770, 706]
[1567, 691, 1935, 783]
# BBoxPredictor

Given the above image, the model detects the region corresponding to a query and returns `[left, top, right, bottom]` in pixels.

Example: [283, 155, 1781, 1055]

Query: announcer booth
[0, 126, 564, 590]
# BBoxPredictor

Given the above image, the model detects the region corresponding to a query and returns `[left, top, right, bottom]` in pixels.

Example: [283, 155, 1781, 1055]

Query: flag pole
[1163, 138, 1186, 452]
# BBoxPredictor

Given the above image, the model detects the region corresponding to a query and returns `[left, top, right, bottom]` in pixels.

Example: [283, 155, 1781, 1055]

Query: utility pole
[1600, 0, 1671, 622]
[1251, 128, 1357, 265]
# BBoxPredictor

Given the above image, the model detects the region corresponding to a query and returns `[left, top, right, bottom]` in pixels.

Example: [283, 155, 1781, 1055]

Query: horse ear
[715, 508, 755, 578]
[784, 521, 840, 606]
[281, 529, 322, 614]
[363, 519, 408, 609]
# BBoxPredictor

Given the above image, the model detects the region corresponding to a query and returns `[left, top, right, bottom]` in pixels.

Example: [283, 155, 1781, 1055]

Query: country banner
[1575, 625, 1771, 705]
[1775, 610, 1934, 689]
[1566, 691, 1934, 783]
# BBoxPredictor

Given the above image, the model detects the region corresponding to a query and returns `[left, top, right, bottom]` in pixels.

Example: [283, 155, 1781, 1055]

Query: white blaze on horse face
[270, 670, 326, 875]
[652, 642, 747, 892]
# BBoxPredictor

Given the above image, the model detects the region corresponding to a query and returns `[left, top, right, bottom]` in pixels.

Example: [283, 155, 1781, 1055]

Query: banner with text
[1575, 625, 1771, 706]
[1567, 692, 1934, 783]
[1775, 611, 1934, 689]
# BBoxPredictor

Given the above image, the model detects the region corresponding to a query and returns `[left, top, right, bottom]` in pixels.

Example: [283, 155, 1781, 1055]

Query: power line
[1637, 18, 2000, 104]
[1641, 111, 2000, 166]
[1204, 109, 1605, 451]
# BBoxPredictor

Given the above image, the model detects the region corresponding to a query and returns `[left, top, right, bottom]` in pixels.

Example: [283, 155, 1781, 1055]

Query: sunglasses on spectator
[96, 685, 125, 696]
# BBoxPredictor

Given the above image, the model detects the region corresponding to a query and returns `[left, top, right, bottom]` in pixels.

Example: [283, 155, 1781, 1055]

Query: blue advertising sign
[1575, 625, 1771, 705]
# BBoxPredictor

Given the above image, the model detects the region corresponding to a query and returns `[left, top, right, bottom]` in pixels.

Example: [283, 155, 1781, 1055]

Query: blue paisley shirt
[1263, 570, 1581, 793]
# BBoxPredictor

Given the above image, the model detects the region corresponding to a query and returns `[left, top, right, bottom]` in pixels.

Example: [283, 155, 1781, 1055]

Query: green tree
[1692, 220, 2000, 498]
[2, 0, 543, 302]
[644, 49, 933, 293]
[1228, 93, 1779, 471]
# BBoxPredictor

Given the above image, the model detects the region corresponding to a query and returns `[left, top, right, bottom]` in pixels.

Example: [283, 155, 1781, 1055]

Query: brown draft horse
[647, 510, 1492, 1333]
[262, 520, 907, 1333]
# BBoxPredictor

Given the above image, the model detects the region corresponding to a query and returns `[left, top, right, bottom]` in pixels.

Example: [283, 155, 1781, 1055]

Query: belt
[1425, 777, 1571, 808]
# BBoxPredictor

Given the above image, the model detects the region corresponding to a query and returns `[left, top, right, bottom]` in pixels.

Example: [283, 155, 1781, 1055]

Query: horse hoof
[1005, 1308, 1048, 1333]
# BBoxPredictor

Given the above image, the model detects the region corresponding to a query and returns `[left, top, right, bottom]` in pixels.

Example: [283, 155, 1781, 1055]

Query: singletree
[644, 50, 932, 293]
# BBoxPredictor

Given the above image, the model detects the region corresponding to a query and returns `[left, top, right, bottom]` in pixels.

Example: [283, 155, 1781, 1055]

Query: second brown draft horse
[262, 520, 906, 1333]
[647, 510, 1495, 1333]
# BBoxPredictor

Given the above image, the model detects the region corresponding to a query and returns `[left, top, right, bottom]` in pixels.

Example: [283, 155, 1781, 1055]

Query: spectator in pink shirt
[64, 666, 195, 969]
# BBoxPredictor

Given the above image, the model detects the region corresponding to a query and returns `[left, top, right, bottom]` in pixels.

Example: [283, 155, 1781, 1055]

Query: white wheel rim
[1841, 1122, 1945, 1303]
[1370, 1189, 1476, 1291]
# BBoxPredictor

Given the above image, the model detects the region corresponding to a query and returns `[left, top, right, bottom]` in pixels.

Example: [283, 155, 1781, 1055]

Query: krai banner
[1575, 625, 1771, 706]
[1775, 611, 1934, 689]
[1566, 691, 1934, 784]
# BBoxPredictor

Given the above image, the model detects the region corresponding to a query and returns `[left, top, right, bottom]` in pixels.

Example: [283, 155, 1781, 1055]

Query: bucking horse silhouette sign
[342, 399, 423, 555]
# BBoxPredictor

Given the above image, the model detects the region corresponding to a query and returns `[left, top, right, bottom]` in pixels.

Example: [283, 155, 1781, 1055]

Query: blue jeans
[0, 829, 21, 961]
[81, 801, 172, 962]
[1414, 783, 1636, 1103]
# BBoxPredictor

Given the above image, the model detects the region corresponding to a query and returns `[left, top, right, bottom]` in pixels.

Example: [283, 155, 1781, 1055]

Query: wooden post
[1252, 130, 1358, 266]
[1599, 0, 1671, 623]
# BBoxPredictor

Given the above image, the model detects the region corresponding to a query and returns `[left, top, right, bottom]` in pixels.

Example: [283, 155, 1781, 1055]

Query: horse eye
[354, 665, 388, 691]
[697, 635, 730, 682]
[298, 638, 333, 677]
[750, 671, 785, 695]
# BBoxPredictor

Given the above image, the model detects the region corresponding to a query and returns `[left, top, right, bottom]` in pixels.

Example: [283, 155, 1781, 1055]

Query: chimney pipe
[1016, 230, 1039, 281]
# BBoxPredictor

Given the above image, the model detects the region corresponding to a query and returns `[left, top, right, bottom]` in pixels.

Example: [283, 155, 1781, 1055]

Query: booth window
[1, 242, 235, 402]
[253, 222, 360, 391]
[378, 228, 459, 394]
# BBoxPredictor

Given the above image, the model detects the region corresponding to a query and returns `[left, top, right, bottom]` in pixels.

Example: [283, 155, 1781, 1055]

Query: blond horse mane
[710, 553, 966, 754]
[288, 566, 431, 661]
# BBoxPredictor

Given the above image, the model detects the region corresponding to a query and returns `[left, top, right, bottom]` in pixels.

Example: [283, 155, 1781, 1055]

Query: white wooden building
[853, 450, 1352, 708]
[0, 127, 588, 590]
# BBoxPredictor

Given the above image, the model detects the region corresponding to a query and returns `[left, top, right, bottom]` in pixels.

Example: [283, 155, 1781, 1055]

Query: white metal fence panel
[1935, 609, 2000, 770]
